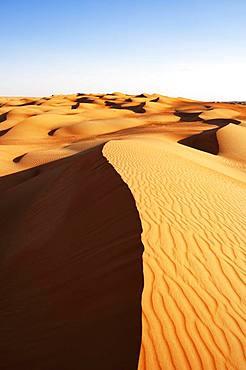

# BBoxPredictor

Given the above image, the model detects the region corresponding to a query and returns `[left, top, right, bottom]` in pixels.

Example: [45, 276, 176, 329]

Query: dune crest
[0, 145, 144, 370]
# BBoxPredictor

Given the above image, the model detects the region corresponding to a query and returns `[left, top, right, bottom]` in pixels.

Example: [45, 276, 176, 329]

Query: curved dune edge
[178, 123, 246, 163]
[103, 139, 246, 370]
[178, 127, 219, 154]
[217, 124, 246, 161]
[0, 145, 144, 370]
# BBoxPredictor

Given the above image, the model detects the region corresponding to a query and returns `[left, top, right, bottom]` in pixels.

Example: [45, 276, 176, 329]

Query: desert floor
[0, 92, 245, 370]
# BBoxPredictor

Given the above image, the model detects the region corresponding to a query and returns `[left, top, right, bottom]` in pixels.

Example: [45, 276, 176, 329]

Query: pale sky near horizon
[1, 0, 246, 101]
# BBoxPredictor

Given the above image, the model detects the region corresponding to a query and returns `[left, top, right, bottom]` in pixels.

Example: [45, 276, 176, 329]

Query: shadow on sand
[0, 145, 144, 370]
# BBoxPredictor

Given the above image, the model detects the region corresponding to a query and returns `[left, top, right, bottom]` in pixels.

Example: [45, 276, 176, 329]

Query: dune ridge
[0, 145, 144, 370]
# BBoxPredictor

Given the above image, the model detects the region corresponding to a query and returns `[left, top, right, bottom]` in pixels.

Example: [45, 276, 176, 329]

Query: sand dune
[0, 145, 144, 370]
[104, 138, 246, 370]
[200, 108, 241, 120]
[0, 93, 245, 369]
[217, 124, 246, 161]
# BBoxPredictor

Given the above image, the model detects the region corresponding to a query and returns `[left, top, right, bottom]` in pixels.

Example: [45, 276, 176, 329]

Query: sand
[104, 138, 245, 370]
[0, 145, 144, 370]
[0, 93, 245, 370]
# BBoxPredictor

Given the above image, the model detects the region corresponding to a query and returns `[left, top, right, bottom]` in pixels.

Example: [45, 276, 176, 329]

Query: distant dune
[0, 93, 245, 370]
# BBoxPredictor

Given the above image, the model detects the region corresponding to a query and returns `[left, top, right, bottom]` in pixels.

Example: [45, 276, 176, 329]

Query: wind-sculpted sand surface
[104, 138, 246, 370]
[0, 93, 245, 369]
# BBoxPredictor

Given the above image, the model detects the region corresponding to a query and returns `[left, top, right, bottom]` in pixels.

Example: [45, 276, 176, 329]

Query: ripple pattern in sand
[103, 138, 246, 370]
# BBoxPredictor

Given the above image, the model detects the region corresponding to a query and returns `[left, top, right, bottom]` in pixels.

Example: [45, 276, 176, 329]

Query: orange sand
[0, 93, 245, 370]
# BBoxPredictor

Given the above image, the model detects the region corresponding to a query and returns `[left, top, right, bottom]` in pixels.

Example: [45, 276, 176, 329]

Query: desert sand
[0, 93, 245, 370]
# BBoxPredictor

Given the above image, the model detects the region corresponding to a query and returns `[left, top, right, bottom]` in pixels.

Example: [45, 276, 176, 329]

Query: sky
[1, 0, 246, 100]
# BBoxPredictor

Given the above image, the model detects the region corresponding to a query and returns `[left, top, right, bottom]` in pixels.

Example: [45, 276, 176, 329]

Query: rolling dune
[217, 124, 246, 161]
[0, 93, 245, 370]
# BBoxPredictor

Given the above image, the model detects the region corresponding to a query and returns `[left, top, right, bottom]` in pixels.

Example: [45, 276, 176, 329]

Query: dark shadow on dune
[128, 102, 146, 113]
[135, 94, 147, 98]
[175, 110, 203, 122]
[105, 101, 118, 107]
[48, 128, 59, 136]
[0, 145, 144, 370]
[204, 118, 240, 126]
[76, 96, 94, 104]
[105, 101, 146, 113]
[0, 112, 8, 123]
[0, 128, 11, 137]
[71, 102, 80, 110]
[178, 127, 219, 154]
[13, 153, 27, 163]
[150, 97, 160, 102]
[36, 97, 51, 105]
[125, 98, 133, 103]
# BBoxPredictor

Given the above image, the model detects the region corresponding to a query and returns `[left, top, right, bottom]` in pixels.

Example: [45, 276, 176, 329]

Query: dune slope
[104, 138, 246, 370]
[0, 145, 144, 370]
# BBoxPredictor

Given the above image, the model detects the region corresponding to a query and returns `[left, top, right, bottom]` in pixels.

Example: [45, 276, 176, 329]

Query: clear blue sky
[1, 0, 246, 100]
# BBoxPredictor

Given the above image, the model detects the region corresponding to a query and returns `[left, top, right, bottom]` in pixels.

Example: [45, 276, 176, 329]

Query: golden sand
[0, 93, 245, 369]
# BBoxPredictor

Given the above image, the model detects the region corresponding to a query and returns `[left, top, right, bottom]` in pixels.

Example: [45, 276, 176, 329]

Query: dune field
[0, 92, 245, 370]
